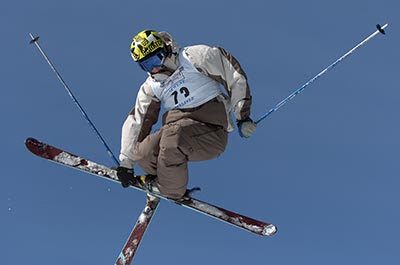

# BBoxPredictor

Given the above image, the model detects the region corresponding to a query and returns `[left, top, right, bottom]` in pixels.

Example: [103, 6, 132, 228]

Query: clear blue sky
[2, 0, 399, 264]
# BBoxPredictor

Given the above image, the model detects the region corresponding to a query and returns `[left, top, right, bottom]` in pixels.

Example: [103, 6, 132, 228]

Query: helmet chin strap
[163, 51, 178, 70]
[150, 72, 171, 82]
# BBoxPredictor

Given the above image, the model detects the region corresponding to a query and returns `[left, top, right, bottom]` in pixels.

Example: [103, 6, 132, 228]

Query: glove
[115, 166, 136, 188]
[237, 117, 257, 138]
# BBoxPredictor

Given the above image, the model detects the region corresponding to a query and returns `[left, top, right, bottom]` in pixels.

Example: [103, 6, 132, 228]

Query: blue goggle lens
[138, 50, 166, 72]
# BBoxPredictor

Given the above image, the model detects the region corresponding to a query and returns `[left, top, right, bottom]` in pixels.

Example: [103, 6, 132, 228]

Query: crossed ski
[26, 137, 276, 264]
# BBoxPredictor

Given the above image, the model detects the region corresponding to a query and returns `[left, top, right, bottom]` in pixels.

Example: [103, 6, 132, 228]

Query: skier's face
[150, 66, 163, 74]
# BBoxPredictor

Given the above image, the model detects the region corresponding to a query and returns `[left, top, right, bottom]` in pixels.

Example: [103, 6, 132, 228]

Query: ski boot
[137, 174, 159, 193]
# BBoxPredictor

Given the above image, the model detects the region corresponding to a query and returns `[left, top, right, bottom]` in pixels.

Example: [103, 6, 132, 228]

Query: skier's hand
[115, 166, 135, 188]
[237, 117, 257, 138]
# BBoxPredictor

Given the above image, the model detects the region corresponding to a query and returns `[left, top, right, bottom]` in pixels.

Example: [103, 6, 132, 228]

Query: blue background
[2, 0, 399, 264]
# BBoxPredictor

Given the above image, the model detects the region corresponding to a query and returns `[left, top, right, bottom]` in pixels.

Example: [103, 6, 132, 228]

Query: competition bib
[151, 49, 222, 110]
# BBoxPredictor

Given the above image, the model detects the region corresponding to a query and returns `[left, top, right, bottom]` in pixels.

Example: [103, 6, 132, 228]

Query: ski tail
[115, 196, 160, 265]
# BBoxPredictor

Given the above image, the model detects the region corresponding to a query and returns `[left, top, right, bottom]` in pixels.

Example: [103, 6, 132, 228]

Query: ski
[25, 137, 277, 236]
[115, 196, 160, 265]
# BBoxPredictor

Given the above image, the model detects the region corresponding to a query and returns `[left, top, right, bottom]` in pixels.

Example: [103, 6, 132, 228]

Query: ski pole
[255, 23, 388, 124]
[29, 34, 120, 166]
[29, 34, 160, 265]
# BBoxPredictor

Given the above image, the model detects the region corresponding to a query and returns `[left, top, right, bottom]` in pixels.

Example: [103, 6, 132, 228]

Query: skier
[116, 30, 257, 199]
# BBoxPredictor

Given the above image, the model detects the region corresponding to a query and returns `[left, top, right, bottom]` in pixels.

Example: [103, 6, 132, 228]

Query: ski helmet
[130, 30, 165, 62]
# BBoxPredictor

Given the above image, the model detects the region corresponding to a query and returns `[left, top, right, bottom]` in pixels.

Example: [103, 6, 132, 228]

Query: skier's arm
[185, 45, 252, 121]
[120, 82, 161, 168]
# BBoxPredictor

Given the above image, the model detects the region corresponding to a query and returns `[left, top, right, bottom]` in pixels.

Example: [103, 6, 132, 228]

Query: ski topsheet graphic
[25, 137, 277, 236]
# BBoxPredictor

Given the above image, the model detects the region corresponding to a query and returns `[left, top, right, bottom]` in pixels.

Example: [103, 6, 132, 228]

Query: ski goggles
[138, 49, 166, 73]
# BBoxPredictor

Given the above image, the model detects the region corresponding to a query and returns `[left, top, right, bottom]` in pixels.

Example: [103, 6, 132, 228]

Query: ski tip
[29, 35, 40, 44]
[25, 137, 45, 156]
[262, 224, 278, 236]
[376, 24, 386, 35]
[25, 137, 38, 147]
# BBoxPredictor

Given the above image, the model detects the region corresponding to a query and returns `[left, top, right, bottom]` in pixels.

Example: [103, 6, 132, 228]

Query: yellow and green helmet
[130, 30, 165, 62]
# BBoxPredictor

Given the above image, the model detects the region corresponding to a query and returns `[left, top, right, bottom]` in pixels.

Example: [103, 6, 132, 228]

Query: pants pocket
[180, 123, 228, 161]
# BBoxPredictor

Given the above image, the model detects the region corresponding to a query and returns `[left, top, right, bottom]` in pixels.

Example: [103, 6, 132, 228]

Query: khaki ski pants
[136, 118, 228, 199]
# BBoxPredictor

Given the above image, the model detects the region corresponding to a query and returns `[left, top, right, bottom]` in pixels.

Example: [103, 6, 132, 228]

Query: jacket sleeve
[184, 45, 252, 121]
[119, 80, 161, 167]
